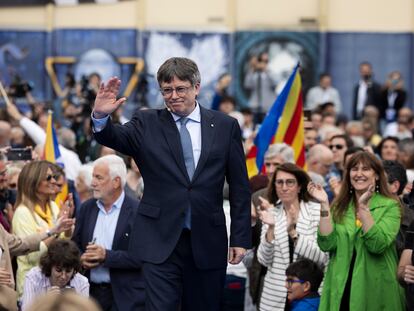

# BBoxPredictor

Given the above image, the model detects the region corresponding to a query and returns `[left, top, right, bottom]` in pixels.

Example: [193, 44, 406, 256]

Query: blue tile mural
[0, 29, 413, 119]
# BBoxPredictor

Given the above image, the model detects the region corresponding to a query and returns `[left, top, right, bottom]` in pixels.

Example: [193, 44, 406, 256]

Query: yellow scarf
[34, 203, 53, 228]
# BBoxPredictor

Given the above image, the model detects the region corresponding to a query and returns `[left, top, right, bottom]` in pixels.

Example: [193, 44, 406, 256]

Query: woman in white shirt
[21, 239, 89, 310]
[256, 163, 328, 311]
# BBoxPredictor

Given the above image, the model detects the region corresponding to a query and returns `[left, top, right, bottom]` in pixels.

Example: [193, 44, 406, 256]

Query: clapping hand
[257, 196, 275, 226]
[58, 193, 75, 219]
[258, 209, 275, 226]
[358, 185, 375, 206]
[93, 77, 126, 118]
[307, 182, 329, 204]
[258, 196, 273, 211]
[53, 216, 75, 234]
[403, 265, 414, 284]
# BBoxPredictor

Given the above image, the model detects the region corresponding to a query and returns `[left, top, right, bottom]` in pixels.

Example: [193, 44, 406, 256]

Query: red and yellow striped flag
[246, 64, 306, 177]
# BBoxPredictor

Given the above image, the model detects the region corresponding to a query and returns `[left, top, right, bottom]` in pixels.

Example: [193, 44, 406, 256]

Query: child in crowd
[285, 258, 323, 311]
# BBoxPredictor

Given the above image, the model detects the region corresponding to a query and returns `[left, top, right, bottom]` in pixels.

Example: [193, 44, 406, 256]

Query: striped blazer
[257, 200, 328, 311]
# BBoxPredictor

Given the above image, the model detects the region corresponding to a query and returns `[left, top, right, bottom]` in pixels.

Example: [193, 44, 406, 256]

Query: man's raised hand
[93, 77, 127, 118]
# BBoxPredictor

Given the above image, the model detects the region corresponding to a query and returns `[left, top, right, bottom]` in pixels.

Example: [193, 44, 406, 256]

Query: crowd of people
[0, 55, 413, 311]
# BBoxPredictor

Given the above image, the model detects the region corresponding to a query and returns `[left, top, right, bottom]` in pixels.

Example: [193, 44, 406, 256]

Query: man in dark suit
[352, 61, 382, 120]
[91, 57, 251, 310]
[72, 155, 145, 311]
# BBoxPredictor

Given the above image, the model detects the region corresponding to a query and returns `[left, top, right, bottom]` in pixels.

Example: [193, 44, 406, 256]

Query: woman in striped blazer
[257, 163, 328, 311]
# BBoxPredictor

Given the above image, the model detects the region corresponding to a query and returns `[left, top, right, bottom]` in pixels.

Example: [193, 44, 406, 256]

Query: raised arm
[308, 182, 333, 235]
[93, 77, 126, 119]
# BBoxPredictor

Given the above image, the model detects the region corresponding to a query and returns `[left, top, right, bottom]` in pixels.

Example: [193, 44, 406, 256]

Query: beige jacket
[0, 225, 46, 311]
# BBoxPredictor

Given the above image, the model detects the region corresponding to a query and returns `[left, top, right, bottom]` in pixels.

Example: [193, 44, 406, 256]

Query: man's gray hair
[264, 143, 295, 163]
[94, 155, 127, 188]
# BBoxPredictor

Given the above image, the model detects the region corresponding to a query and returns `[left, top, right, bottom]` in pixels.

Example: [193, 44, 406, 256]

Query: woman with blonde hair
[12, 160, 73, 298]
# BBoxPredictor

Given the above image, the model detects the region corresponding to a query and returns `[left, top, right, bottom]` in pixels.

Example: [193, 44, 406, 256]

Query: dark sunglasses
[45, 174, 58, 182]
[329, 144, 345, 150]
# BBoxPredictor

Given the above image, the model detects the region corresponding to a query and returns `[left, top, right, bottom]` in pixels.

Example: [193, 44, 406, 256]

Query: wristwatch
[320, 210, 330, 217]
[46, 230, 58, 238]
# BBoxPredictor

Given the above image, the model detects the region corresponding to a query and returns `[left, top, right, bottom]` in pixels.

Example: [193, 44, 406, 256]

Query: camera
[9, 75, 33, 98]
[6, 148, 32, 161]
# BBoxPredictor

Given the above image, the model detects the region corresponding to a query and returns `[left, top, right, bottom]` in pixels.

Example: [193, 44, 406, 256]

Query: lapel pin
[211, 123, 214, 127]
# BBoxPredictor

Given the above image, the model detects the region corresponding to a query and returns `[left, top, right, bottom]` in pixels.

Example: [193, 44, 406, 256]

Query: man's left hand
[228, 247, 246, 265]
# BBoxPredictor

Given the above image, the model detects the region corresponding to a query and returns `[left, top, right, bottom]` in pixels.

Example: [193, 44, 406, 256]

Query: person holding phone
[72, 155, 144, 311]
[0, 209, 73, 311]
[21, 239, 89, 310]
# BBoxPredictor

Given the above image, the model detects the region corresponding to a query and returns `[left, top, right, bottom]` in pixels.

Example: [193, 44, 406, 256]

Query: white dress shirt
[170, 102, 202, 167]
[356, 80, 368, 118]
[21, 266, 89, 310]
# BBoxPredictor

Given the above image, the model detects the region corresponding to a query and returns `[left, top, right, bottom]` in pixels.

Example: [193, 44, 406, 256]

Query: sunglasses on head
[329, 144, 345, 150]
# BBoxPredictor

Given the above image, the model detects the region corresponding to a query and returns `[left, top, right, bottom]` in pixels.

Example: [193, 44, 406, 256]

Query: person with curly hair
[21, 239, 89, 310]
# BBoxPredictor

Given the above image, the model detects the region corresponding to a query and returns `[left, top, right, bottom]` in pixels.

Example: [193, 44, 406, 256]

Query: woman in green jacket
[308, 151, 404, 311]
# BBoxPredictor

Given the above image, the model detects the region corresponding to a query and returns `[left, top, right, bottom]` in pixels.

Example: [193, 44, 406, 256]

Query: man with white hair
[72, 155, 145, 311]
[307, 144, 334, 179]
[262, 143, 294, 178]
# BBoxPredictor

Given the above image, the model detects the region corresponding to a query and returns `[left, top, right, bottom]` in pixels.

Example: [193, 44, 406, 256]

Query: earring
[375, 181, 380, 193]
[350, 186, 353, 194]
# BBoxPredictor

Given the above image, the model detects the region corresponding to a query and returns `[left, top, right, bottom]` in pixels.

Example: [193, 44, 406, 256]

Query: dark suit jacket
[72, 195, 144, 310]
[352, 80, 382, 119]
[378, 88, 406, 120]
[94, 106, 251, 270]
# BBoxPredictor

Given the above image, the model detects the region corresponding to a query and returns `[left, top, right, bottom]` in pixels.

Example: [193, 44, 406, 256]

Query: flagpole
[0, 80, 12, 107]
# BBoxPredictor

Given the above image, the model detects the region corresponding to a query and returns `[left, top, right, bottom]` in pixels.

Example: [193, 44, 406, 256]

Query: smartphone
[61, 285, 74, 293]
[6, 148, 32, 161]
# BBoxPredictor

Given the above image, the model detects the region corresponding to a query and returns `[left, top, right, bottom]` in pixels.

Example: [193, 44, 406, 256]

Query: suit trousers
[90, 283, 117, 311]
[143, 229, 226, 311]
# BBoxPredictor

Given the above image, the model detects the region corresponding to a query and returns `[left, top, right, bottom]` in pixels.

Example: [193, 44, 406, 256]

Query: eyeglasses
[275, 179, 297, 188]
[45, 174, 58, 182]
[329, 144, 345, 150]
[265, 162, 281, 167]
[285, 278, 305, 287]
[160, 86, 192, 97]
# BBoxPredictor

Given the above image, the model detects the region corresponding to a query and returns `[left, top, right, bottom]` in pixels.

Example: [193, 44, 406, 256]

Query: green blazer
[317, 193, 405, 311]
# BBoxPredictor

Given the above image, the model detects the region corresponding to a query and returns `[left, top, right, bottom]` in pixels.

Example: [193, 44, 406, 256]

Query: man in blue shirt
[72, 155, 144, 311]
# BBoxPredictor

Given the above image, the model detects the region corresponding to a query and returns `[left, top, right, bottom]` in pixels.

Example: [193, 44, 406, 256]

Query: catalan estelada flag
[246, 63, 306, 178]
[43, 110, 68, 205]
